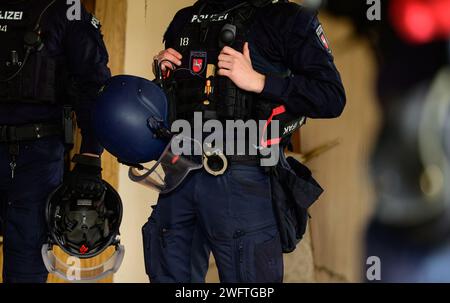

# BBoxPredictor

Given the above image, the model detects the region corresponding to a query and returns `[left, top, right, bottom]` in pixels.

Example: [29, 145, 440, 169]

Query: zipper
[160, 227, 170, 248]
[233, 223, 276, 239]
[234, 238, 245, 282]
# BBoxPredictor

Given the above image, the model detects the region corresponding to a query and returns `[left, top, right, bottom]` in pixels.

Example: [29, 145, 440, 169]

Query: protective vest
[0, 0, 66, 105]
[166, 0, 304, 142]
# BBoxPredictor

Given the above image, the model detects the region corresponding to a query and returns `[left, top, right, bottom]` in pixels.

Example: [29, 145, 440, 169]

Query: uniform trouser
[0, 137, 64, 283]
[142, 164, 284, 283]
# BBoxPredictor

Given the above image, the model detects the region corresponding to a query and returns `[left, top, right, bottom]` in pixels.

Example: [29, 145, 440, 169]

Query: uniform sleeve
[260, 10, 346, 119]
[64, 5, 111, 155]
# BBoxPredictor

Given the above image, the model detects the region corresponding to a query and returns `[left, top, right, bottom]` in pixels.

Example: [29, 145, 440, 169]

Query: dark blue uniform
[0, 0, 110, 283]
[142, 0, 345, 283]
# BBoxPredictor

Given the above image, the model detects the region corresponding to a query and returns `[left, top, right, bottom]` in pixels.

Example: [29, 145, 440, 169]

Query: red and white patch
[190, 51, 207, 75]
[316, 24, 331, 54]
[192, 58, 204, 73]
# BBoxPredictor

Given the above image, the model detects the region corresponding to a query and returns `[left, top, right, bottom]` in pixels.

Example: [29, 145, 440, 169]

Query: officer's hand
[217, 42, 266, 94]
[154, 48, 183, 72]
[66, 154, 106, 201]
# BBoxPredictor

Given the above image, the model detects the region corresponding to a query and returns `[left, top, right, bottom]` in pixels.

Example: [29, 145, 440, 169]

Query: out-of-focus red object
[390, 0, 450, 44]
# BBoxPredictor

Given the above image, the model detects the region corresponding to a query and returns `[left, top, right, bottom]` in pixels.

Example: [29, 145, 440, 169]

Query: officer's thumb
[243, 42, 251, 61]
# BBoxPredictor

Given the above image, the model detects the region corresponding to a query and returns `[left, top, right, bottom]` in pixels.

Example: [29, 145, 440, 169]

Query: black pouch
[271, 154, 324, 253]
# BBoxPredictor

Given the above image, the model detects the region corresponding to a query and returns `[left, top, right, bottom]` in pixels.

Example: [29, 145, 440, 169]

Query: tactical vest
[167, 2, 270, 120]
[0, 0, 66, 105]
[166, 0, 304, 144]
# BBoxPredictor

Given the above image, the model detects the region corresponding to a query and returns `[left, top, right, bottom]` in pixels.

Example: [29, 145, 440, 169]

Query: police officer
[146, 0, 345, 283]
[0, 0, 110, 283]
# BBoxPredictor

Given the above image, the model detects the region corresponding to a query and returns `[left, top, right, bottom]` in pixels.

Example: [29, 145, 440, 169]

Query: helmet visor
[41, 244, 125, 283]
[129, 135, 203, 194]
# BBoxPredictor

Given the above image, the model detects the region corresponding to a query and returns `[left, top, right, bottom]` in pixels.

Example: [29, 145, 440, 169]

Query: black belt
[203, 152, 261, 176]
[0, 123, 62, 143]
[227, 155, 260, 164]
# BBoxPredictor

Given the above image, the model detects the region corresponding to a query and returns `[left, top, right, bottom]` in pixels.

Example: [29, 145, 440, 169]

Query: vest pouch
[20, 51, 58, 104]
[175, 77, 209, 120]
[215, 77, 253, 120]
[271, 154, 323, 253]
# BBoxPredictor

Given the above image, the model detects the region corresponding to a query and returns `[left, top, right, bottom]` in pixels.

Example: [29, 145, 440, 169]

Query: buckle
[6, 126, 16, 142]
[34, 124, 41, 139]
[203, 149, 228, 177]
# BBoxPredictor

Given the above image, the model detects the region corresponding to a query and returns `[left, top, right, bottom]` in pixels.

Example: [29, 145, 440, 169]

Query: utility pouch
[215, 77, 253, 120]
[271, 154, 323, 253]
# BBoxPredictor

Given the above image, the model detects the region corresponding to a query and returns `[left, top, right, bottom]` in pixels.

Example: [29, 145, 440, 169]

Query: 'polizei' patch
[191, 13, 229, 23]
[316, 24, 331, 54]
[0, 11, 23, 21]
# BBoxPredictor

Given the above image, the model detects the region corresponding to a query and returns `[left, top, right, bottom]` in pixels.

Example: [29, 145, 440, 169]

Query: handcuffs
[203, 147, 228, 177]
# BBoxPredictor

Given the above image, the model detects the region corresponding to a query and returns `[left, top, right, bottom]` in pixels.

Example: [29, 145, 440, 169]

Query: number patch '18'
[180, 37, 190, 47]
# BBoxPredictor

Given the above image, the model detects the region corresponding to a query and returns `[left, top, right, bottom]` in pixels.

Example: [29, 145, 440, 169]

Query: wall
[305, 16, 380, 282]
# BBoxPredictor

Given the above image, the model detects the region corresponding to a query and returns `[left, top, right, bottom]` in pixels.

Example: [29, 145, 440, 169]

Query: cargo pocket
[142, 209, 162, 281]
[234, 224, 283, 283]
[254, 233, 284, 283]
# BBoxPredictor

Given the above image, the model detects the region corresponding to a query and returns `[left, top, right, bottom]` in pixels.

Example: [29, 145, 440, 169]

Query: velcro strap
[0, 123, 61, 142]
[72, 154, 102, 168]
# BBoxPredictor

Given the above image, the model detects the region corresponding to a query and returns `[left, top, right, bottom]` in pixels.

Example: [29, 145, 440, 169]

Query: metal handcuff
[203, 144, 228, 177]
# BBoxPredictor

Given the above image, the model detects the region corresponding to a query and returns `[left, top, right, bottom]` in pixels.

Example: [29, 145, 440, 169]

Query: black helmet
[41, 180, 124, 282]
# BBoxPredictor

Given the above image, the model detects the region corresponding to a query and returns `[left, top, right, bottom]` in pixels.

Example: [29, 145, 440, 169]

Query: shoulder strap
[248, 0, 290, 7]
[247, 0, 274, 7]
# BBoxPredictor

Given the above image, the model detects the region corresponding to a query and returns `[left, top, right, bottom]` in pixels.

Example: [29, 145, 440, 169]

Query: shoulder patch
[316, 24, 331, 54]
[90, 14, 100, 29]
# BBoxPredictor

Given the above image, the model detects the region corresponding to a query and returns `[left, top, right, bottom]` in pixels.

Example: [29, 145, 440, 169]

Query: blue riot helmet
[93, 75, 169, 164]
[93, 75, 203, 194]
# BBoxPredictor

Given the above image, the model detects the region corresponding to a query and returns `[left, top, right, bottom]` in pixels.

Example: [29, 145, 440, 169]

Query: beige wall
[305, 16, 380, 282]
